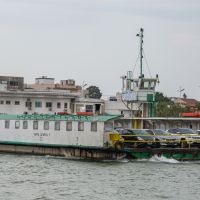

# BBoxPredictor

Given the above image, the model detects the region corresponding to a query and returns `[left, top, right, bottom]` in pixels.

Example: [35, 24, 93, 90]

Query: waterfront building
[0, 75, 104, 115]
[0, 76, 24, 90]
[171, 97, 199, 109]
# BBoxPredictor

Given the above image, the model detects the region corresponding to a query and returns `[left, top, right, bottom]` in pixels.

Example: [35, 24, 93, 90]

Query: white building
[0, 90, 77, 115]
[0, 75, 103, 115]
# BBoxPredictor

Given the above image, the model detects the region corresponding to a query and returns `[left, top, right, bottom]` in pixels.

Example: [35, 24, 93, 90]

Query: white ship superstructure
[0, 114, 119, 147]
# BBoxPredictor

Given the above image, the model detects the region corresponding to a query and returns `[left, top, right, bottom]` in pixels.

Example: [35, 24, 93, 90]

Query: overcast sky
[0, 0, 200, 99]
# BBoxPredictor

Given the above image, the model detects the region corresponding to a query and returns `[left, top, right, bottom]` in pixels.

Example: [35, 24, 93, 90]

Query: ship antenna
[136, 28, 144, 78]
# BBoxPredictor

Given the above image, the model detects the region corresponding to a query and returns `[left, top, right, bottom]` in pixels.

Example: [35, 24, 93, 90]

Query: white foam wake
[148, 155, 179, 164]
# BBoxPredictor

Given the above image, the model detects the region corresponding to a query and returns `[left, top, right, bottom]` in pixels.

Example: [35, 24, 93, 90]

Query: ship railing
[16, 114, 90, 121]
[109, 133, 200, 149]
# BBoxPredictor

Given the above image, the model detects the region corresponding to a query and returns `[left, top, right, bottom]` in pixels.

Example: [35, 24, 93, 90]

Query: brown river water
[0, 154, 200, 200]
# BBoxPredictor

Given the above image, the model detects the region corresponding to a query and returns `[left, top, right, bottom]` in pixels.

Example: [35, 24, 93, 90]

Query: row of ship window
[4, 120, 98, 132]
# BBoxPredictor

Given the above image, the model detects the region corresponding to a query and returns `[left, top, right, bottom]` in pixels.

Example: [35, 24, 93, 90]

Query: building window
[64, 103, 68, 109]
[9, 81, 19, 86]
[57, 102, 61, 109]
[15, 121, 20, 129]
[33, 121, 38, 130]
[23, 121, 28, 129]
[5, 120, 10, 129]
[76, 104, 84, 112]
[91, 122, 97, 132]
[46, 102, 52, 108]
[6, 101, 11, 105]
[46, 102, 52, 111]
[0, 100, 4, 104]
[44, 121, 49, 130]
[86, 105, 93, 112]
[55, 121, 60, 131]
[78, 122, 84, 131]
[66, 121, 72, 131]
[35, 101, 42, 108]
[25, 101, 32, 108]
[15, 101, 20, 105]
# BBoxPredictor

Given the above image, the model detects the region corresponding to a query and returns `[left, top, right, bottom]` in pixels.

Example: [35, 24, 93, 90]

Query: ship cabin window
[35, 101, 42, 108]
[78, 122, 84, 131]
[44, 121, 49, 130]
[140, 80, 149, 90]
[5, 120, 10, 129]
[55, 121, 60, 131]
[91, 122, 97, 132]
[33, 121, 38, 130]
[23, 121, 28, 129]
[15, 121, 20, 129]
[57, 102, 61, 109]
[140, 80, 156, 90]
[133, 81, 138, 88]
[150, 81, 156, 90]
[66, 121, 72, 131]
[15, 101, 20, 105]
[104, 122, 113, 132]
[0, 100, 4, 104]
[86, 105, 93, 112]
[6, 101, 11, 105]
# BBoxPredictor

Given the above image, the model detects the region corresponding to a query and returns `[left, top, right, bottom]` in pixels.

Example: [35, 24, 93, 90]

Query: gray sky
[0, 0, 200, 99]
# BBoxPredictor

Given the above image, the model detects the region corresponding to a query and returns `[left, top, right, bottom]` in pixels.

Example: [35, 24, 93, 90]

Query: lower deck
[124, 147, 200, 160]
[0, 142, 200, 161]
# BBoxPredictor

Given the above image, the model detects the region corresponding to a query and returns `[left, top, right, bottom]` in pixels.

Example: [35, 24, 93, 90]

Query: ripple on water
[0, 154, 200, 200]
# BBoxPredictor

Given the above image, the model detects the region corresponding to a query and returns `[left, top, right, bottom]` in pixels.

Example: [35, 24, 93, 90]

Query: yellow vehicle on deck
[109, 129, 157, 149]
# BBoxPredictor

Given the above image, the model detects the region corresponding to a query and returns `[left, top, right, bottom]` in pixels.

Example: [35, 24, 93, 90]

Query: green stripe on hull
[127, 150, 200, 160]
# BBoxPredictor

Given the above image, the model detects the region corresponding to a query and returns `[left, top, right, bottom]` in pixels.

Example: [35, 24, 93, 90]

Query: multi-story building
[0, 76, 104, 115]
[0, 76, 24, 90]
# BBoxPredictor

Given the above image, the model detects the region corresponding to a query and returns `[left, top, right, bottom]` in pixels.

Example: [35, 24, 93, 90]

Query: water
[0, 154, 200, 200]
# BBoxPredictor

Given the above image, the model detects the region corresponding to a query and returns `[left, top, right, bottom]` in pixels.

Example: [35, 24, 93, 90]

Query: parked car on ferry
[166, 128, 200, 147]
[114, 128, 156, 148]
[196, 130, 200, 135]
[145, 129, 179, 147]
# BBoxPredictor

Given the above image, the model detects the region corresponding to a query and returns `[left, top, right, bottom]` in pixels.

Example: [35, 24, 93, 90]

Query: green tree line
[155, 92, 200, 117]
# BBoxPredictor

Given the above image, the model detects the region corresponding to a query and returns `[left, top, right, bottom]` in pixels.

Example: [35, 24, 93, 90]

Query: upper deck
[0, 114, 121, 122]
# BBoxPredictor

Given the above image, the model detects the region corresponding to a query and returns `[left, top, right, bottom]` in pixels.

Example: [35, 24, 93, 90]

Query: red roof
[180, 98, 199, 107]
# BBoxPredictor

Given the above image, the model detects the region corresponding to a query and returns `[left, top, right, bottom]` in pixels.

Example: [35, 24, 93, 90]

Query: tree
[155, 92, 184, 117]
[155, 92, 195, 117]
[195, 102, 200, 110]
[86, 86, 102, 99]
[155, 92, 171, 102]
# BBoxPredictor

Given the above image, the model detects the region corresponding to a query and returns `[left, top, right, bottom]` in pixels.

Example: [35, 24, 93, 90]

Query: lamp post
[81, 82, 88, 98]
[178, 86, 185, 98]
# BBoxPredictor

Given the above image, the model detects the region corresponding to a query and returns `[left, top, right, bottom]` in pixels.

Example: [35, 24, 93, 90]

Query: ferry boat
[1, 113, 200, 161]
[0, 28, 200, 161]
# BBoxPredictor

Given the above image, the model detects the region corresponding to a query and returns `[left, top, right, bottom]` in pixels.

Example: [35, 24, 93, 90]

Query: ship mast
[122, 28, 159, 120]
[136, 28, 144, 78]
